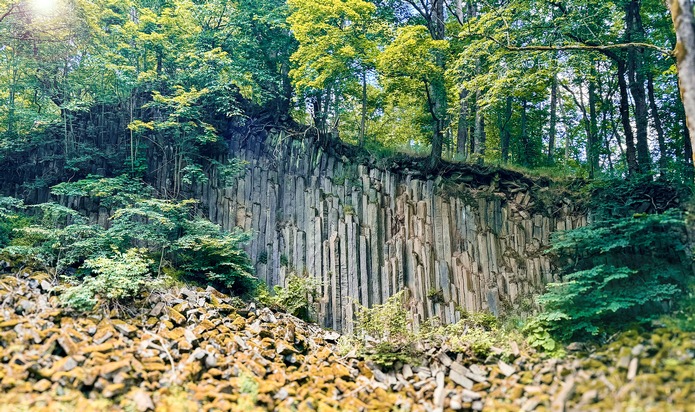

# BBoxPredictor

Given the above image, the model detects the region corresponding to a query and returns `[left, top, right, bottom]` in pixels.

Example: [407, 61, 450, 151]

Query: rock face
[53, 131, 586, 332]
[192, 132, 585, 332]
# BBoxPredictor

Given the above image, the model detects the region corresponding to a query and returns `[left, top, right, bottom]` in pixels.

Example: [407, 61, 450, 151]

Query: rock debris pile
[0, 270, 693, 411]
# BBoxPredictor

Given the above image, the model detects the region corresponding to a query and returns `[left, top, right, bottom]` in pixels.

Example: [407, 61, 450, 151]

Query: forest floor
[0, 269, 693, 412]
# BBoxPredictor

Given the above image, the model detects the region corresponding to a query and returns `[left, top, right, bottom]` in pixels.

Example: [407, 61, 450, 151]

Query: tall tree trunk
[647, 72, 668, 174]
[520, 99, 529, 166]
[454, 0, 471, 159]
[684, 114, 695, 179]
[426, 0, 448, 169]
[359, 69, 367, 147]
[456, 89, 469, 158]
[588, 72, 600, 176]
[669, 0, 695, 167]
[501, 96, 512, 163]
[475, 110, 485, 163]
[626, 0, 651, 172]
[469, 102, 476, 155]
[473, 90, 485, 162]
[427, 77, 447, 169]
[616, 61, 639, 174]
[548, 73, 558, 164]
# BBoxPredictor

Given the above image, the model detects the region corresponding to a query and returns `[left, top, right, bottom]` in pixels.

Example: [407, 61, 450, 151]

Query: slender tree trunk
[473, 90, 485, 163]
[359, 69, 367, 147]
[426, 0, 448, 169]
[684, 114, 695, 179]
[616, 61, 639, 173]
[669, 0, 695, 167]
[548, 74, 558, 164]
[600, 101, 615, 171]
[626, 0, 651, 172]
[588, 72, 600, 176]
[469, 103, 476, 155]
[647, 72, 668, 174]
[501, 96, 512, 163]
[456, 0, 464, 23]
[475, 111, 485, 163]
[456, 89, 469, 158]
[7, 65, 16, 138]
[520, 99, 529, 166]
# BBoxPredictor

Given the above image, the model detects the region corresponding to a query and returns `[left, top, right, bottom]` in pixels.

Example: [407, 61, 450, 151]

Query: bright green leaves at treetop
[288, 0, 381, 93]
[288, 0, 384, 142]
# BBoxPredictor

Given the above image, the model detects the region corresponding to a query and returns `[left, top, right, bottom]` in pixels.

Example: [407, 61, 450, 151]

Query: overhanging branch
[496, 40, 673, 58]
[0, 3, 17, 24]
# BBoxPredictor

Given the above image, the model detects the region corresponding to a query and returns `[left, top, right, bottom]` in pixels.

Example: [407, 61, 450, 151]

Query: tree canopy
[1, 0, 694, 182]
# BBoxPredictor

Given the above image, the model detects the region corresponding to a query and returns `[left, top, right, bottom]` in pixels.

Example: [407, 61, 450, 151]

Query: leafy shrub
[0, 197, 25, 248]
[51, 175, 150, 208]
[3, 202, 106, 271]
[2, 177, 256, 307]
[522, 318, 563, 355]
[61, 248, 156, 310]
[258, 274, 320, 321]
[356, 290, 412, 342]
[367, 341, 419, 368]
[585, 174, 688, 218]
[348, 291, 418, 367]
[537, 210, 691, 341]
[175, 219, 255, 295]
[343, 292, 526, 365]
[426, 310, 520, 359]
[54, 179, 256, 297]
[458, 309, 498, 330]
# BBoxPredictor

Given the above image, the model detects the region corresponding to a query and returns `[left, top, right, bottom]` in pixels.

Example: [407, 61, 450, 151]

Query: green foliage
[352, 291, 423, 367]
[536, 210, 691, 341]
[175, 219, 255, 296]
[342, 292, 527, 366]
[0, 196, 25, 248]
[366, 341, 419, 368]
[584, 175, 689, 218]
[51, 175, 150, 208]
[522, 318, 564, 356]
[458, 309, 498, 330]
[355, 290, 411, 342]
[426, 310, 523, 359]
[1, 0, 693, 184]
[2, 202, 107, 271]
[426, 288, 444, 304]
[61, 248, 156, 311]
[237, 372, 260, 409]
[288, 0, 382, 135]
[258, 274, 320, 321]
[1, 176, 255, 308]
[665, 285, 695, 332]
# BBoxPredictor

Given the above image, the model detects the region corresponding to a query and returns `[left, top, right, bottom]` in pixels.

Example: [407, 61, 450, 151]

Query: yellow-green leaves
[288, 0, 380, 93]
[378, 25, 449, 83]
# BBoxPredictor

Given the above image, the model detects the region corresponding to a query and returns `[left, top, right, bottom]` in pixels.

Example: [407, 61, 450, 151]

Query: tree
[378, 24, 449, 161]
[288, 0, 381, 144]
[670, 0, 695, 168]
[401, 0, 449, 168]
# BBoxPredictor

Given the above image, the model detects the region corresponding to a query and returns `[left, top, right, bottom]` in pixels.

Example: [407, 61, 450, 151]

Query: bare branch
[0, 2, 17, 24]
[493, 40, 673, 57]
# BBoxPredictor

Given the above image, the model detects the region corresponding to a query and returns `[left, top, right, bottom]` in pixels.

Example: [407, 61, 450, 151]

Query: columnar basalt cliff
[184, 130, 586, 332]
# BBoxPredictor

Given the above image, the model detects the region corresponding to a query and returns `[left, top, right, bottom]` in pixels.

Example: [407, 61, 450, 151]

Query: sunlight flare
[30, 0, 58, 15]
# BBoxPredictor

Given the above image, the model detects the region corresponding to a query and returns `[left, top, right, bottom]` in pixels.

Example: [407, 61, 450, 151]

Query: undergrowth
[0, 176, 255, 311]
[334, 291, 530, 368]
[257, 273, 320, 322]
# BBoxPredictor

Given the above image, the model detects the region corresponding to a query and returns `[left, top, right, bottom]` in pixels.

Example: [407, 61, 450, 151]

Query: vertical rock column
[202, 131, 586, 331]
